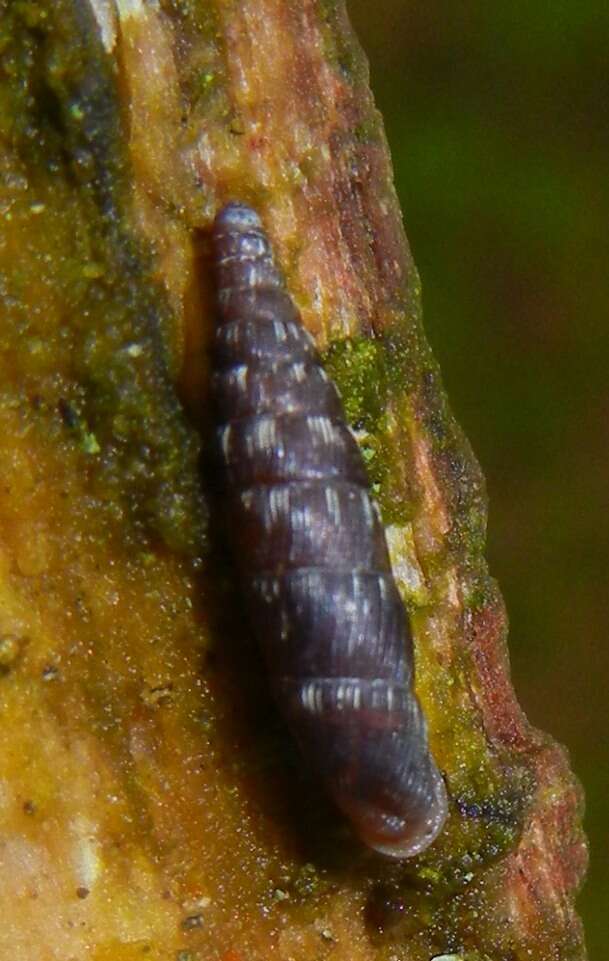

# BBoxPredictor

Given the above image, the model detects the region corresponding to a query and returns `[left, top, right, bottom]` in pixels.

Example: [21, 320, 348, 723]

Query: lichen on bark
[0, 1, 587, 960]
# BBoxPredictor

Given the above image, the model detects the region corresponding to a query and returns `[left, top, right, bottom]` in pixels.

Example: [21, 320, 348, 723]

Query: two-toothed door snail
[210, 202, 448, 858]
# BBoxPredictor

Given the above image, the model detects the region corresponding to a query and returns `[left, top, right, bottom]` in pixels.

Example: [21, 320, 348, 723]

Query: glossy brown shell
[210, 202, 448, 858]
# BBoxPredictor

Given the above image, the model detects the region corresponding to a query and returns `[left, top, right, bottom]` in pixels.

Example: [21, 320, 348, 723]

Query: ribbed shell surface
[210, 202, 448, 858]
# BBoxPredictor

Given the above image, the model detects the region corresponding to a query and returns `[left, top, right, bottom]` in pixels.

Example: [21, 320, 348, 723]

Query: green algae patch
[322, 335, 416, 526]
[0, 0, 206, 557]
[323, 336, 389, 430]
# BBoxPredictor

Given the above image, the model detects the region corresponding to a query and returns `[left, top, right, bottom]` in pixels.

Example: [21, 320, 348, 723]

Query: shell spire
[210, 201, 448, 857]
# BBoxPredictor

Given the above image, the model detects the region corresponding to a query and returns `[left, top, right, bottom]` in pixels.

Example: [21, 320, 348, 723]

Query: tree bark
[0, 2, 586, 959]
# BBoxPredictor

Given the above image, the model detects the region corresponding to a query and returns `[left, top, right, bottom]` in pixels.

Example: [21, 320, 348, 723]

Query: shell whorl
[211, 202, 448, 858]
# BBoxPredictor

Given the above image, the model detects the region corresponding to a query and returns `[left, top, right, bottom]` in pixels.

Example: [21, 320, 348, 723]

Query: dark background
[349, 2, 608, 955]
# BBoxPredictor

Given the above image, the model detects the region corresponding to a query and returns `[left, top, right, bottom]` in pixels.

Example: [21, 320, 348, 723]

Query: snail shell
[210, 201, 448, 858]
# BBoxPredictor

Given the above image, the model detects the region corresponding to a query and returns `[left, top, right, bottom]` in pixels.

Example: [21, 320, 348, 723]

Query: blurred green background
[348, 1, 608, 956]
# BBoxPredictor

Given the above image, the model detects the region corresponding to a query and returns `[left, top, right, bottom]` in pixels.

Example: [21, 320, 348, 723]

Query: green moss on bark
[0, 0, 206, 557]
